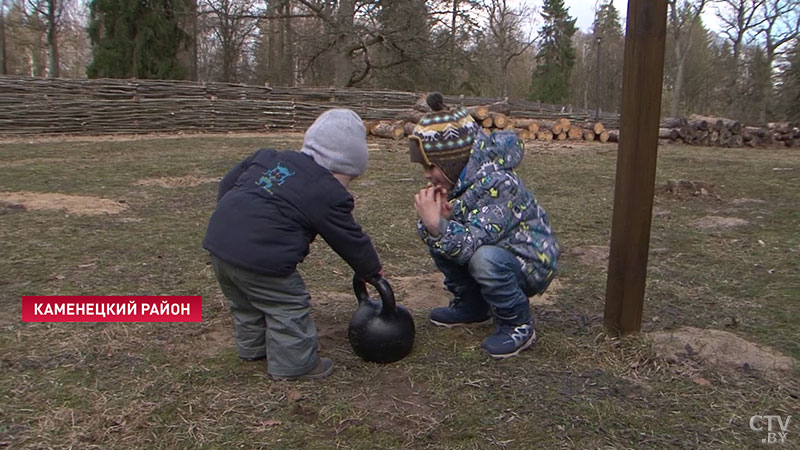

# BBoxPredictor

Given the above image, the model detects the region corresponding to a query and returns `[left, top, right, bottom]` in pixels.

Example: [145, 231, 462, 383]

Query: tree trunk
[539, 120, 562, 135]
[396, 110, 425, 123]
[369, 121, 404, 139]
[46, 0, 60, 77]
[489, 112, 508, 128]
[282, 0, 295, 86]
[0, 0, 7, 75]
[670, 50, 685, 118]
[487, 100, 511, 115]
[662, 117, 687, 128]
[659, 128, 679, 140]
[334, 0, 356, 86]
[467, 105, 489, 121]
[402, 121, 416, 136]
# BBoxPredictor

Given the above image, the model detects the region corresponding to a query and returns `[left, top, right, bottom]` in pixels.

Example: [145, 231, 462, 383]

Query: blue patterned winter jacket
[418, 130, 559, 293]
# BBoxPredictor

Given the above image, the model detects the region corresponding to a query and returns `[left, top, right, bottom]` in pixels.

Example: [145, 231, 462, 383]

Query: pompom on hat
[409, 93, 479, 184]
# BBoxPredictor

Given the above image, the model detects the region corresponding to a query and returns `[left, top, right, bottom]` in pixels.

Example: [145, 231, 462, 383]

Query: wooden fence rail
[0, 76, 621, 136]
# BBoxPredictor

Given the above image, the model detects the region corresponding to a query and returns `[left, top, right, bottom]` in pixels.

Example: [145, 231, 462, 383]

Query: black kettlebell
[348, 275, 415, 363]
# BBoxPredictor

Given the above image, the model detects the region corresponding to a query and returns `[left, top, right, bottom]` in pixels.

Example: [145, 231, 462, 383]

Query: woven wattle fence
[0, 76, 620, 136]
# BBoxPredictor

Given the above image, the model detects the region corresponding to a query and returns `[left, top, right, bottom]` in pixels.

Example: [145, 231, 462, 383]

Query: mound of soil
[134, 176, 219, 188]
[657, 179, 719, 199]
[693, 216, 749, 229]
[0, 191, 127, 215]
[649, 326, 795, 378]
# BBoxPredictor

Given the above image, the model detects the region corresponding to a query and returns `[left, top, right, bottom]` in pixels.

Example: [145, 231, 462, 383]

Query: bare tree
[485, 0, 536, 97]
[198, 0, 261, 82]
[756, 0, 800, 121]
[668, 0, 707, 118]
[292, 0, 385, 87]
[27, 0, 66, 77]
[714, 0, 765, 115]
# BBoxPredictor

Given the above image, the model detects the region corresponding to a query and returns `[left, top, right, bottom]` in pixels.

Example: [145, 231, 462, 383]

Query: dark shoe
[480, 323, 536, 359]
[240, 355, 266, 362]
[269, 357, 334, 381]
[430, 304, 493, 328]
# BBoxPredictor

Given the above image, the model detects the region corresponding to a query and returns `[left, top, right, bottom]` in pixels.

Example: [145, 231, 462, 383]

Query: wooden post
[604, 0, 668, 336]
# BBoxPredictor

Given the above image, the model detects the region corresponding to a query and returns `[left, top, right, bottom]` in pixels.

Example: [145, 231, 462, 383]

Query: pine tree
[528, 0, 576, 103]
[87, 0, 193, 79]
[590, 1, 624, 112]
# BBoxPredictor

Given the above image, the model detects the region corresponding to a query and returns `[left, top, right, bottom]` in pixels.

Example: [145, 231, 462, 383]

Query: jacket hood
[452, 130, 524, 196]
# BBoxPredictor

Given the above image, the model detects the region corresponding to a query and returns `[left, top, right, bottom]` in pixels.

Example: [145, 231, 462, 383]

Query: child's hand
[427, 183, 453, 219]
[414, 187, 442, 236]
[435, 188, 453, 219]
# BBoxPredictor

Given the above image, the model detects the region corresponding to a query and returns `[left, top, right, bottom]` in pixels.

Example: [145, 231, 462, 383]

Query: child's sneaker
[429, 302, 493, 328]
[480, 323, 536, 359]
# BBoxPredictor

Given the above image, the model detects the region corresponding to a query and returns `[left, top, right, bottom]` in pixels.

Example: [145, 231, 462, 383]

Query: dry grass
[1, 134, 798, 449]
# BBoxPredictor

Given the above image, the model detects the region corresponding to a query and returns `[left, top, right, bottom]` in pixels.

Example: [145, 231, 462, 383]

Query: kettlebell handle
[352, 274, 396, 316]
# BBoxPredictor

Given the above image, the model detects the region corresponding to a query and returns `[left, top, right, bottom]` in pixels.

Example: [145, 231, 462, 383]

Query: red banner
[21, 296, 202, 322]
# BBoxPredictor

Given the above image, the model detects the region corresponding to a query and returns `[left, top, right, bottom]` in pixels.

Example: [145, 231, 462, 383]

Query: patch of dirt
[569, 245, 609, 267]
[534, 279, 561, 306]
[392, 273, 450, 312]
[693, 216, 749, 229]
[310, 292, 353, 353]
[313, 272, 562, 325]
[195, 325, 234, 359]
[649, 326, 795, 378]
[657, 179, 720, 199]
[392, 272, 561, 310]
[0, 191, 127, 215]
[134, 175, 219, 188]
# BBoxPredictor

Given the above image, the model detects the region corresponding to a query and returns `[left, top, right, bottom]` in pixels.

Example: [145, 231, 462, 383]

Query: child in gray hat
[203, 109, 383, 380]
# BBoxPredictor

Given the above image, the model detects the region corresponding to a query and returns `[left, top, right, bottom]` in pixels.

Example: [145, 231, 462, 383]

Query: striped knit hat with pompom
[408, 93, 479, 184]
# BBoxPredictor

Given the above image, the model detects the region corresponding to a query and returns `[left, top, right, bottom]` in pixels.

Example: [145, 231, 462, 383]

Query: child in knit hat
[204, 108, 384, 380]
[409, 93, 560, 359]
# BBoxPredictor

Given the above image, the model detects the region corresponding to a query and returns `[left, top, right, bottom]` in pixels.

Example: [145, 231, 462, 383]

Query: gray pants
[211, 256, 319, 377]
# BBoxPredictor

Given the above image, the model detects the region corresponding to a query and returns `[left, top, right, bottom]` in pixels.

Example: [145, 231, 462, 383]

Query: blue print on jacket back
[256, 163, 295, 194]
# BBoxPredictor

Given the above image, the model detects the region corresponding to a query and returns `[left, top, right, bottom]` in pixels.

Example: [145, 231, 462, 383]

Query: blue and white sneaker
[480, 322, 536, 359]
[429, 302, 493, 328]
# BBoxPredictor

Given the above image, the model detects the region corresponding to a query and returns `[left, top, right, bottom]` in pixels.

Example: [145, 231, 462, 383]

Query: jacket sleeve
[417, 172, 511, 265]
[314, 193, 383, 281]
[217, 152, 257, 201]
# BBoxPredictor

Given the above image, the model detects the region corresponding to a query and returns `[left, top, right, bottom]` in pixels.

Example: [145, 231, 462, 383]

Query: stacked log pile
[375, 96, 614, 143]
[656, 115, 797, 148]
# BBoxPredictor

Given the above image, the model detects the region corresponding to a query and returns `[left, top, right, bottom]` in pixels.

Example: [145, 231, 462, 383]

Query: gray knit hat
[301, 109, 368, 177]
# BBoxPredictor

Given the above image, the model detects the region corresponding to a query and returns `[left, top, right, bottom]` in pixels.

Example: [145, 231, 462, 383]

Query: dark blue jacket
[203, 149, 382, 279]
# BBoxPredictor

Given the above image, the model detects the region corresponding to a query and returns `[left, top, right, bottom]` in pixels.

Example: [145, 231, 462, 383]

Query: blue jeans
[431, 245, 534, 321]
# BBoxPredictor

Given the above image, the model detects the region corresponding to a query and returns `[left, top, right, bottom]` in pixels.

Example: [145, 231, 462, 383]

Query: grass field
[1, 133, 798, 449]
